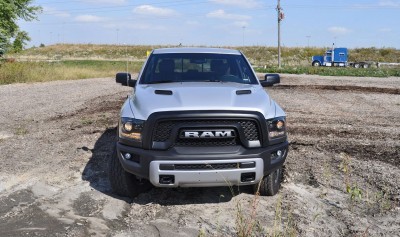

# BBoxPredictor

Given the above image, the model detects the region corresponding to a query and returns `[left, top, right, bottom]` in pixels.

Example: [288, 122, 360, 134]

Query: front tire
[108, 145, 151, 198]
[255, 167, 283, 196]
[312, 61, 321, 67]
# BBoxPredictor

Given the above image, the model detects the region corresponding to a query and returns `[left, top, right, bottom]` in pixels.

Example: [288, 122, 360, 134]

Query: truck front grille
[152, 119, 260, 148]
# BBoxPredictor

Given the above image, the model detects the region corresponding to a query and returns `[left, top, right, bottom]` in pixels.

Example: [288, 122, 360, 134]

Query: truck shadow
[82, 128, 253, 205]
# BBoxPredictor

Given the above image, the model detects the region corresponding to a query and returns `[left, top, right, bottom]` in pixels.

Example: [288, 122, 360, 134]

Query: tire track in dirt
[275, 84, 400, 95]
[1, 75, 399, 236]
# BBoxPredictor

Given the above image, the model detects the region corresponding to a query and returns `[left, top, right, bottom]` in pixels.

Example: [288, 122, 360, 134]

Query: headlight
[267, 117, 286, 139]
[119, 117, 145, 142]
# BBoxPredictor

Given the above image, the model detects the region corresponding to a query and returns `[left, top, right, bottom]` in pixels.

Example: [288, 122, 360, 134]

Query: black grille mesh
[153, 121, 174, 142]
[238, 121, 259, 141]
[170, 163, 238, 170]
[175, 137, 238, 147]
[152, 119, 259, 147]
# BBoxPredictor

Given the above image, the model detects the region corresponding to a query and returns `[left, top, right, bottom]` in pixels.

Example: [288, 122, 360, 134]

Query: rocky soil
[0, 74, 399, 236]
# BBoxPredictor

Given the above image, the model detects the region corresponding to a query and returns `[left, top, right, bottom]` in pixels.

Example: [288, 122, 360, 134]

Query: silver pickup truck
[109, 48, 288, 198]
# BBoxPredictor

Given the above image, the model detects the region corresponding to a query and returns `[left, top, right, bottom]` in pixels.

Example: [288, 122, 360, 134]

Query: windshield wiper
[203, 79, 223, 82]
[147, 80, 179, 84]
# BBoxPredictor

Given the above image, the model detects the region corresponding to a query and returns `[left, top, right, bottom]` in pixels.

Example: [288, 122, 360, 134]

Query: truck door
[324, 50, 332, 66]
[337, 50, 348, 62]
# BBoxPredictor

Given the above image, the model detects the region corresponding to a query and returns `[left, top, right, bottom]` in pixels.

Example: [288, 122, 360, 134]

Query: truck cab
[312, 47, 348, 67]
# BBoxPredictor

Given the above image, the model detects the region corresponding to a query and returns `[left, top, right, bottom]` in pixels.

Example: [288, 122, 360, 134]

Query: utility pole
[306, 35, 311, 48]
[242, 26, 246, 47]
[277, 0, 283, 68]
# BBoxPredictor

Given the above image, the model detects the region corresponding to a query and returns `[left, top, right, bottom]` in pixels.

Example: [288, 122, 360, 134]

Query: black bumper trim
[117, 141, 288, 180]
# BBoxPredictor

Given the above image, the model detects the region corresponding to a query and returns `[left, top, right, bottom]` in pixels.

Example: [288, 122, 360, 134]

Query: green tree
[0, 0, 41, 53]
[12, 31, 30, 52]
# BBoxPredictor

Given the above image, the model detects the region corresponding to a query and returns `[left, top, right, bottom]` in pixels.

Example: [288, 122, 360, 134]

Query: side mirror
[260, 74, 280, 87]
[116, 72, 136, 87]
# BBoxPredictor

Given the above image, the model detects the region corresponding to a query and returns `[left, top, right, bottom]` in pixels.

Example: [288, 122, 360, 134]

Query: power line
[282, 4, 400, 9]
[41, 2, 399, 16]
[41, 0, 208, 14]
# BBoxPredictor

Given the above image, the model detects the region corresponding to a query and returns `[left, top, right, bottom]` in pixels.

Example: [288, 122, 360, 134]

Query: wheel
[255, 167, 283, 196]
[108, 145, 151, 198]
[362, 63, 369, 68]
[354, 63, 360, 68]
[312, 61, 320, 67]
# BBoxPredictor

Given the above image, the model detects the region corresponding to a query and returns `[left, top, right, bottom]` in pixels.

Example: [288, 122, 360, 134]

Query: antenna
[124, 43, 129, 85]
[126, 43, 128, 73]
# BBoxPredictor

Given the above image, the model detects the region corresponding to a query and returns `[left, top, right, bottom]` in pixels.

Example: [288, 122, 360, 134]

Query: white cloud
[43, 6, 70, 18]
[74, 15, 107, 23]
[81, 0, 127, 5]
[353, 0, 400, 8]
[206, 10, 251, 21]
[380, 28, 392, 32]
[328, 26, 351, 35]
[210, 0, 261, 9]
[378, 0, 400, 7]
[133, 5, 178, 17]
[186, 20, 200, 26]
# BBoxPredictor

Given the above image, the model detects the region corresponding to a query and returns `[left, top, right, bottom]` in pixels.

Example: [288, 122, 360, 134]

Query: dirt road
[0, 75, 399, 236]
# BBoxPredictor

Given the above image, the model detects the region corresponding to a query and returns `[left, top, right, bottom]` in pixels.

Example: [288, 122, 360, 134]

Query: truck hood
[125, 82, 284, 120]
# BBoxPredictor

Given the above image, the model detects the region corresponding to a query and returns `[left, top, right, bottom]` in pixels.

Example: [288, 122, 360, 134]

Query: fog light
[124, 153, 132, 160]
[271, 150, 284, 160]
[123, 122, 133, 132]
[276, 120, 284, 130]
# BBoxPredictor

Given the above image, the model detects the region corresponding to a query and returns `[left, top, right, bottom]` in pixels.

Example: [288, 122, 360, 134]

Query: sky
[20, 0, 400, 49]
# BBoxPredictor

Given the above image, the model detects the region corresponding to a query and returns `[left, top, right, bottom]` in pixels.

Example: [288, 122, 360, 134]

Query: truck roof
[152, 47, 241, 55]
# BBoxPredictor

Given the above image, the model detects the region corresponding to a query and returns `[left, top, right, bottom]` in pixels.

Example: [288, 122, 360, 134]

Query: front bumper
[149, 158, 264, 187]
[117, 141, 288, 187]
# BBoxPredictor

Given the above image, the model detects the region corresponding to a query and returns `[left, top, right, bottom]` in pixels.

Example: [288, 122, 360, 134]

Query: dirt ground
[0, 74, 399, 237]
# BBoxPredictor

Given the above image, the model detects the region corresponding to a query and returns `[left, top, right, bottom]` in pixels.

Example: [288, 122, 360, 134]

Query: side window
[143, 57, 156, 82]
[235, 56, 258, 84]
[237, 59, 250, 80]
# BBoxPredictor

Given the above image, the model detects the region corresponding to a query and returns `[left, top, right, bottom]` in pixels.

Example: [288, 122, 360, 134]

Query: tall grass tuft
[2, 44, 400, 85]
[0, 60, 143, 85]
[13, 44, 400, 65]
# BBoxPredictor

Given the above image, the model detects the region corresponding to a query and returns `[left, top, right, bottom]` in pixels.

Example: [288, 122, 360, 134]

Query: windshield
[140, 53, 258, 84]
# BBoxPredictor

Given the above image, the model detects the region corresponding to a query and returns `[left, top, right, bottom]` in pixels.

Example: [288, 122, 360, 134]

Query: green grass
[256, 66, 400, 77]
[0, 60, 143, 85]
[14, 44, 157, 60]
[13, 44, 400, 64]
[15, 127, 29, 135]
[1, 44, 399, 85]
